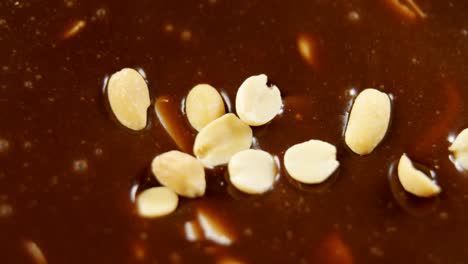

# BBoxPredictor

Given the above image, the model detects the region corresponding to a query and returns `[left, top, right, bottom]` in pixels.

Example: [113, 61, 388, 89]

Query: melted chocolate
[1, 0, 468, 263]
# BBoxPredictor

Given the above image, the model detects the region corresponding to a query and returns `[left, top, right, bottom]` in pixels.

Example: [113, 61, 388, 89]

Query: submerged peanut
[137, 187, 178, 218]
[62, 19, 86, 39]
[345, 88, 391, 155]
[107, 68, 150, 131]
[297, 33, 317, 67]
[284, 140, 339, 184]
[228, 149, 277, 194]
[197, 207, 236, 246]
[194, 114, 252, 167]
[186, 84, 225, 131]
[449, 128, 468, 170]
[151, 150, 206, 198]
[384, 0, 426, 21]
[235, 74, 282, 126]
[316, 233, 354, 264]
[155, 96, 194, 153]
[217, 256, 245, 264]
[397, 154, 441, 197]
[184, 220, 203, 242]
[24, 240, 47, 264]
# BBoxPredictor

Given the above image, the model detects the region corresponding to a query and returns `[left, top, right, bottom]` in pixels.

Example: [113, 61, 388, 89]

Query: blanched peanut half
[194, 114, 252, 167]
[186, 84, 225, 131]
[151, 150, 206, 198]
[284, 140, 339, 184]
[397, 154, 441, 198]
[137, 187, 178, 218]
[107, 68, 150, 131]
[345, 88, 391, 155]
[228, 149, 277, 194]
[449, 128, 468, 170]
[235, 74, 282, 126]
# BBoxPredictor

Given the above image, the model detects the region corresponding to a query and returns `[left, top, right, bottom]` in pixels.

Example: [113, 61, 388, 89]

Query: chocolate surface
[1, 0, 468, 263]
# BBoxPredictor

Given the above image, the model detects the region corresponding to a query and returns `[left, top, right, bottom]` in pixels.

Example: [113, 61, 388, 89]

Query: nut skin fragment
[193, 114, 253, 167]
[107, 68, 150, 131]
[284, 140, 339, 184]
[344, 88, 391, 155]
[235, 74, 283, 126]
[185, 84, 225, 131]
[228, 149, 277, 194]
[397, 154, 441, 198]
[151, 150, 206, 198]
[449, 128, 468, 170]
[136, 187, 179, 218]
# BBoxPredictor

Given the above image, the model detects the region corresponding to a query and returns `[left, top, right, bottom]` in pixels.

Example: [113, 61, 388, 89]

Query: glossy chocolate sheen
[1, 0, 468, 263]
